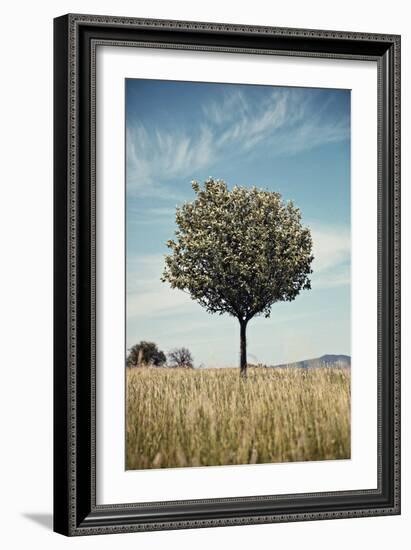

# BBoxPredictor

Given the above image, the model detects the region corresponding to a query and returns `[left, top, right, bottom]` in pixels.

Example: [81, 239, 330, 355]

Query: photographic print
[125, 79, 351, 470]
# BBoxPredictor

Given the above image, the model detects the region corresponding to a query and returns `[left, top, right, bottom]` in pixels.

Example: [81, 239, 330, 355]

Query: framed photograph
[53, 14, 401, 536]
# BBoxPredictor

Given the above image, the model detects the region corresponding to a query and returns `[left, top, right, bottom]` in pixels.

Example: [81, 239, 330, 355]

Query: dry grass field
[126, 366, 350, 470]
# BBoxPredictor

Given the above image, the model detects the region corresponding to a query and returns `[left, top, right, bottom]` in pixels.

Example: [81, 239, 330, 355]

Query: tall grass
[126, 367, 350, 470]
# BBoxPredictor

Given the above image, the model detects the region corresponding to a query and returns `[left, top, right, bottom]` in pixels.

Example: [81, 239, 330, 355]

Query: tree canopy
[161, 178, 314, 376]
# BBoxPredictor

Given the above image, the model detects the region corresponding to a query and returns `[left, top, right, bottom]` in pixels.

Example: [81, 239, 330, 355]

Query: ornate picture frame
[53, 13, 400, 536]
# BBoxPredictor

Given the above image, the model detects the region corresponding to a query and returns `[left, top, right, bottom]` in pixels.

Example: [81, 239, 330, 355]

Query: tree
[126, 341, 166, 368]
[168, 347, 194, 369]
[161, 178, 314, 378]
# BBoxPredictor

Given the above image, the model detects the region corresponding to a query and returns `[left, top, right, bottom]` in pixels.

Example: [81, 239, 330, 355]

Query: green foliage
[162, 178, 314, 323]
[127, 341, 166, 368]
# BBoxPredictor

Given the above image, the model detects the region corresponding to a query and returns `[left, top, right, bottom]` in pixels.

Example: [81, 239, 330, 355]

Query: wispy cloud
[126, 124, 213, 198]
[310, 223, 350, 289]
[126, 86, 349, 197]
[126, 255, 194, 319]
[127, 205, 177, 226]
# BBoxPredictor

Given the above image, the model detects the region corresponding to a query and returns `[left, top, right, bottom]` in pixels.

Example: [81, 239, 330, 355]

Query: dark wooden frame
[54, 13, 401, 536]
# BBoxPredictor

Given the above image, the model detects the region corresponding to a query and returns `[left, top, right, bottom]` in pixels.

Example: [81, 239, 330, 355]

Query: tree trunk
[240, 320, 248, 378]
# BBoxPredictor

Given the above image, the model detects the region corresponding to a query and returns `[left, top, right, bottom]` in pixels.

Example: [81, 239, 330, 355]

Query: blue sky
[126, 79, 351, 367]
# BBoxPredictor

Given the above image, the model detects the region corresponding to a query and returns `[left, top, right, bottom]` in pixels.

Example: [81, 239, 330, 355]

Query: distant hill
[270, 354, 351, 369]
